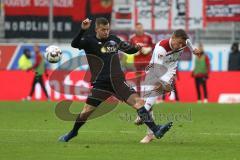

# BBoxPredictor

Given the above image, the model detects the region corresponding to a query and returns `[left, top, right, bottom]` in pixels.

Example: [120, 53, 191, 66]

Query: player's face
[135, 24, 144, 35]
[96, 24, 110, 39]
[171, 37, 186, 51]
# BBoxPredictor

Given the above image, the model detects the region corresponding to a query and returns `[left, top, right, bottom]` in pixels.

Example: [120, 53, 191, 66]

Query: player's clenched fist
[81, 18, 92, 30]
[193, 48, 201, 57]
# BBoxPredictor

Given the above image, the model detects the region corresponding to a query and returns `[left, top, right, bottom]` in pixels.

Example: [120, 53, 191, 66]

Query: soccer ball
[45, 45, 62, 63]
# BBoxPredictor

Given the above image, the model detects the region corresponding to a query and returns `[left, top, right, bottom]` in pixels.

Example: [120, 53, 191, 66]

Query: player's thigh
[111, 79, 144, 109]
[111, 78, 135, 100]
[142, 73, 162, 98]
[160, 72, 175, 92]
[142, 84, 156, 99]
[86, 87, 113, 107]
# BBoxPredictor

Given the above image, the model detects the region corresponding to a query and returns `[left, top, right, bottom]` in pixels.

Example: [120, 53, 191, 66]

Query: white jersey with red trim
[148, 39, 183, 78]
[143, 38, 187, 112]
[145, 38, 183, 83]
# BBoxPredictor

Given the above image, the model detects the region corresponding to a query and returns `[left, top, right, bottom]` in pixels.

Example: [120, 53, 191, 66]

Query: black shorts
[86, 79, 136, 107]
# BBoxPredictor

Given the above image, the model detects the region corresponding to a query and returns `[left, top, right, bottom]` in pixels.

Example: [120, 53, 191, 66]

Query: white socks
[144, 96, 158, 111]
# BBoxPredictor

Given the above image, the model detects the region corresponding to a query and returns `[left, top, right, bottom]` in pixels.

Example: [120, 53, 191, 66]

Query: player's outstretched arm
[186, 39, 201, 57]
[118, 41, 142, 54]
[71, 18, 92, 49]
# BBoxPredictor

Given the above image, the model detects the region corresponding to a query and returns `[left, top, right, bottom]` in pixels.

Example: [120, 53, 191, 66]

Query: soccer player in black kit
[59, 17, 173, 142]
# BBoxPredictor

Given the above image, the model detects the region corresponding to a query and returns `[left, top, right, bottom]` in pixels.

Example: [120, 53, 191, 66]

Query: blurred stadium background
[0, 1, 240, 160]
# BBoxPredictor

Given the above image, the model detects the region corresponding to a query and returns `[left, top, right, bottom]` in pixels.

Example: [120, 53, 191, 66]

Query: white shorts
[142, 67, 176, 98]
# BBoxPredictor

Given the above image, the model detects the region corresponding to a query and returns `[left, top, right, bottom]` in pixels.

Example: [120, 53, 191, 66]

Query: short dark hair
[95, 17, 109, 27]
[173, 29, 189, 40]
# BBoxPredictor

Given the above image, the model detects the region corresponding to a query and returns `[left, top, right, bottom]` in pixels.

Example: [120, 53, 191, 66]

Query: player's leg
[133, 70, 170, 125]
[144, 82, 173, 111]
[134, 83, 159, 125]
[28, 74, 38, 99]
[140, 109, 155, 143]
[59, 87, 112, 142]
[195, 77, 201, 102]
[142, 76, 173, 112]
[125, 93, 172, 139]
[202, 78, 208, 103]
[59, 104, 96, 142]
[125, 93, 158, 130]
[112, 78, 172, 139]
[139, 83, 172, 143]
[38, 75, 49, 99]
[111, 77, 157, 127]
[137, 73, 175, 142]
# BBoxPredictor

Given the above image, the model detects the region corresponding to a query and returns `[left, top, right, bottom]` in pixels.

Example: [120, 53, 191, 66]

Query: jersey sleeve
[71, 29, 88, 50]
[115, 36, 139, 54]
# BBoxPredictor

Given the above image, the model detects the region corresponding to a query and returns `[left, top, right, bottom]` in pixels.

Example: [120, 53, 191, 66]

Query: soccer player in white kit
[135, 29, 201, 143]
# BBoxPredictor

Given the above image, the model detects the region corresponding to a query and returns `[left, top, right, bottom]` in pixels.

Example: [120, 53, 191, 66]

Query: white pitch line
[200, 132, 240, 136]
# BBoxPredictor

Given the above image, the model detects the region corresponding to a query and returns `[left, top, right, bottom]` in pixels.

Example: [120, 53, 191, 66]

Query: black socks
[137, 106, 158, 132]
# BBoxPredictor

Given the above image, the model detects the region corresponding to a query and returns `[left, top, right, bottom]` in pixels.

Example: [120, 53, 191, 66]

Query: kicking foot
[140, 133, 155, 144]
[58, 131, 78, 142]
[154, 122, 173, 139]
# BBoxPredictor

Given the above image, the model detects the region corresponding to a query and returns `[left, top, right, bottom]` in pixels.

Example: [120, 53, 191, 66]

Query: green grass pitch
[0, 101, 239, 160]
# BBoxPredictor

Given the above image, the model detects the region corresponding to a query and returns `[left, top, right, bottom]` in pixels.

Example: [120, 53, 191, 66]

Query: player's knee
[134, 98, 145, 109]
[81, 105, 96, 114]
[79, 105, 96, 121]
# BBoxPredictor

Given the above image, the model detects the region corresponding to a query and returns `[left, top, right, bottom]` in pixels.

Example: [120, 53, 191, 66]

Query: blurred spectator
[228, 42, 240, 71]
[129, 22, 154, 95]
[192, 43, 210, 103]
[18, 49, 32, 70]
[26, 45, 49, 100]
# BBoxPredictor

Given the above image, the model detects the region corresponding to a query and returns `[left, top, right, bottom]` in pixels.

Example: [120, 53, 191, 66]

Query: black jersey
[71, 29, 139, 83]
